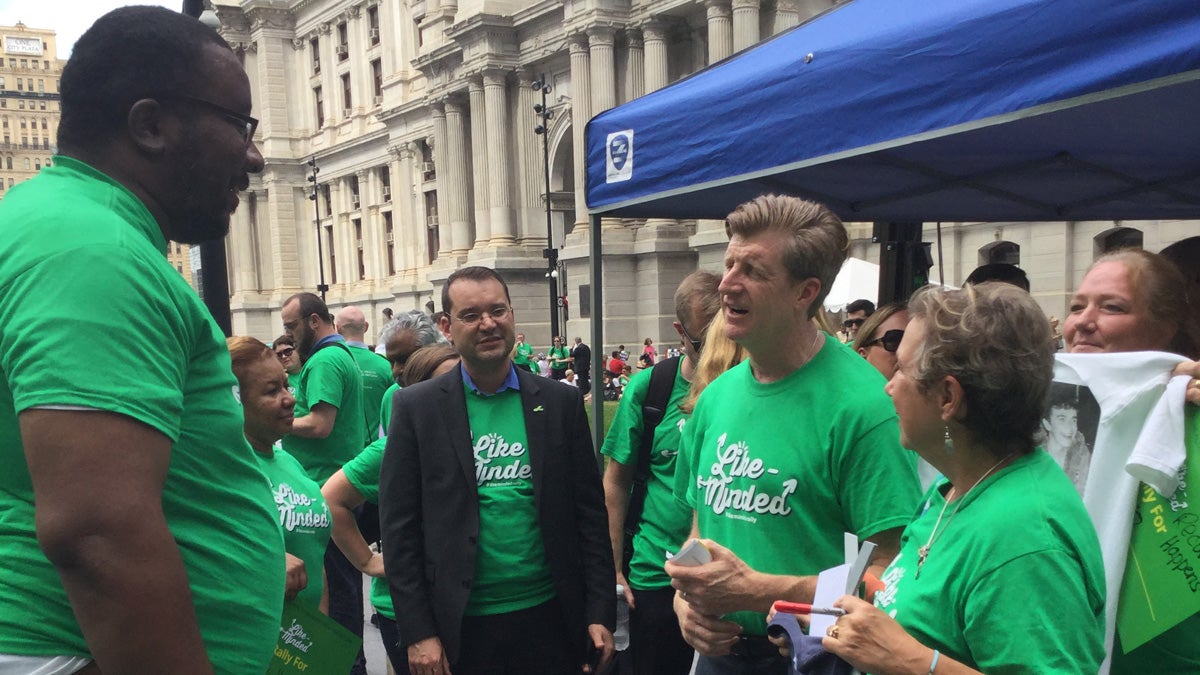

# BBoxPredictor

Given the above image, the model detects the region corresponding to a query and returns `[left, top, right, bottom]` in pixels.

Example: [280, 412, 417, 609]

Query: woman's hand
[1173, 361, 1200, 405]
[821, 596, 933, 675]
[284, 553, 308, 600]
[360, 550, 385, 578]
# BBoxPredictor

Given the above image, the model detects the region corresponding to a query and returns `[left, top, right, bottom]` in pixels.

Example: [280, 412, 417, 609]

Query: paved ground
[361, 576, 390, 675]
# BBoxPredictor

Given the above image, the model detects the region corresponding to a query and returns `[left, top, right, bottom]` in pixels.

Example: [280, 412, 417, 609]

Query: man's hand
[665, 538, 763, 616]
[284, 554, 308, 600]
[583, 623, 614, 673]
[672, 588, 742, 656]
[407, 636, 451, 675]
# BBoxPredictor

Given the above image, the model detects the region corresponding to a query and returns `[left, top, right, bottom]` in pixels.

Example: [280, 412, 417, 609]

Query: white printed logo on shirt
[474, 433, 533, 486]
[696, 432, 798, 524]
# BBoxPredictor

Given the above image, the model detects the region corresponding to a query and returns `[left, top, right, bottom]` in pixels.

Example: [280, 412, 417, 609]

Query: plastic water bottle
[614, 584, 630, 651]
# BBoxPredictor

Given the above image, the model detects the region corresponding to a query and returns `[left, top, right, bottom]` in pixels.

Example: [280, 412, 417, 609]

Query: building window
[19, 59, 26, 68]
[6, 59, 13, 68]
[424, 191, 438, 263]
[41, 139, 48, 149]
[337, 23, 349, 61]
[313, 86, 324, 128]
[38, 100, 44, 110]
[349, 175, 360, 209]
[43, 60, 48, 69]
[341, 74, 352, 113]
[1, 117, 6, 129]
[420, 140, 435, 180]
[0, 78, 5, 89]
[40, 118, 45, 130]
[26, 79, 32, 90]
[16, 80, 22, 92]
[7, 178, 12, 188]
[16, 100, 22, 109]
[37, 79, 43, 93]
[354, 219, 365, 280]
[321, 184, 332, 217]
[371, 59, 382, 100]
[384, 211, 395, 275]
[310, 37, 320, 73]
[19, 118, 24, 129]
[30, 60, 37, 69]
[33, 159, 40, 170]
[23, 158, 29, 170]
[4, 157, 10, 170]
[380, 165, 391, 202]
[1093, 226, 1143, 257]
[368, 6, 380, 46]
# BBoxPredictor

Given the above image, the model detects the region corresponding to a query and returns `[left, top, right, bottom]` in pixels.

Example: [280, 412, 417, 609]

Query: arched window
[22, 157, 29, 170]
[33, 159, 40, 170]
[5, 156, 11, 170]
[977, 240, 1020, 266]
[1093, 226, 1143, 257]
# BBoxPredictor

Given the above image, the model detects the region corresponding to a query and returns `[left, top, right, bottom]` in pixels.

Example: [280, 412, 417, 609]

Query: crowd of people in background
[6, 7, 1200, 675]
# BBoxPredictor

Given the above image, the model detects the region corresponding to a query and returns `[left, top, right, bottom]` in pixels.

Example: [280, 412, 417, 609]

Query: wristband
[928, 649, 940, 675]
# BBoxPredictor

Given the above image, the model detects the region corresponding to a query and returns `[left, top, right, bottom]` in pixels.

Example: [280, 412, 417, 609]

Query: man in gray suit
[379, 266, 615, 675]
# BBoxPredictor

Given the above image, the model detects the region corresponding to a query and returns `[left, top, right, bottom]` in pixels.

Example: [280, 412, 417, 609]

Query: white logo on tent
[606, 130, 633, 183]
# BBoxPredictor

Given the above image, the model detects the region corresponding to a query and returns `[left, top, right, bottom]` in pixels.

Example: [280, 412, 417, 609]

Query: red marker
[772, 601, 845, 617]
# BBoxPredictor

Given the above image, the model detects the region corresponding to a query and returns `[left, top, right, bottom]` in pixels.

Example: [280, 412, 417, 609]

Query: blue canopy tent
[579, 0, 1200, 448]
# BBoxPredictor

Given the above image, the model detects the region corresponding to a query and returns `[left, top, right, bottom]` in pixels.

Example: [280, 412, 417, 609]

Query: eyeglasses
[161, 94, 258, 142]
[842, 318, 866, 329]
[678, 322, 704, 355]
[274, 347, 295, 358]
[453, 304, 511, 326]
[863, 329, 904, 353]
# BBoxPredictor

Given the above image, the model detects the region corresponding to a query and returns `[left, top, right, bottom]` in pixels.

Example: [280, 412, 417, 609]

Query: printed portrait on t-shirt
[1039, 382, 1100, 495]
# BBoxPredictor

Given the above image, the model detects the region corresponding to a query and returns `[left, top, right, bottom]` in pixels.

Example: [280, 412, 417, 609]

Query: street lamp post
[307, 157, 330, 301]
[532, 75, 560, 341]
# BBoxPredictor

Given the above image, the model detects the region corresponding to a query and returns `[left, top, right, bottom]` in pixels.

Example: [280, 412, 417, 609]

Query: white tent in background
[824, 257, 878, 313]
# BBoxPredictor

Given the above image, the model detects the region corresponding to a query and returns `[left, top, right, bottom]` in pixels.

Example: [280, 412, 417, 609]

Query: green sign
[1117, 407, 1200, 652]
[266, 598, 362, 674]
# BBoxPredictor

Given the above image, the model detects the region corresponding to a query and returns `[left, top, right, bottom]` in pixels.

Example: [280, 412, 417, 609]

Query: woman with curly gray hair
[818, 282, 1106, 675]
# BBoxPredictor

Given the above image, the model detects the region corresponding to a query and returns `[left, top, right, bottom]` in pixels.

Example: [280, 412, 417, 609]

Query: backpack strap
[622, 356, 682, 568]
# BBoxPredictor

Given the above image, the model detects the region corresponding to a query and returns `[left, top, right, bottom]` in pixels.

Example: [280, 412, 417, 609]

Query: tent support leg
[589, 214, 605, 466]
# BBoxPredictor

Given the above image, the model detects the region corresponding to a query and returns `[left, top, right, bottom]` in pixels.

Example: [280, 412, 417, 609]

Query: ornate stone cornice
[247, 6, 295, 32]
[292, 37, 306, 49]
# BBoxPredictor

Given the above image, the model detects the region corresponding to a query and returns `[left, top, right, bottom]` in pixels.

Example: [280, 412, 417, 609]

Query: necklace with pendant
[915, 452, 1016, 579]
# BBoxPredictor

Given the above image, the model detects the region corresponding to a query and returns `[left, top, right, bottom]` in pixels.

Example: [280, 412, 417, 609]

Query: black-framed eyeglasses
[678, 322, 704, 355]
[864, 329, 904, 353]
[161, 94, 258, 142]
[453, 304, 511, 326]
[843, 317, 866, 329]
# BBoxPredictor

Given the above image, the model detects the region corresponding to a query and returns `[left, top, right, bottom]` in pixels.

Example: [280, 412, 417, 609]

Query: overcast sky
[0, 1, 178, 58]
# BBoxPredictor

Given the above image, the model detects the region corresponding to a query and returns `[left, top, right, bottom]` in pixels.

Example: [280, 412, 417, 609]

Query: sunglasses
[842, 318, 865, 329]
[863, 329, 904, 353]
[275, 347, 295, 358]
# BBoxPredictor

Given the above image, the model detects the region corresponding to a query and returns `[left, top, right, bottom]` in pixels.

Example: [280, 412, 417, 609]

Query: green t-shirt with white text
[514, 342, 534, 367]
[675, 336, 920, 635]
[601, 358, 693, 589]
[257, 447, 332, 608]
[283, 341, 366, 483]
[462, 384, 557, 615]
[0, 157, 284, 673]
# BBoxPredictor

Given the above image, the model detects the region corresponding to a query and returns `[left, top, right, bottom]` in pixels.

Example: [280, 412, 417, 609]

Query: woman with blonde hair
[680, 313, 747, 415]
[227, 336, 331, 610]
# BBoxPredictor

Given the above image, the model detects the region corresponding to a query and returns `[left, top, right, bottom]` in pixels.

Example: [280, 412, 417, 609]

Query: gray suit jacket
[378, 365, 615, 664]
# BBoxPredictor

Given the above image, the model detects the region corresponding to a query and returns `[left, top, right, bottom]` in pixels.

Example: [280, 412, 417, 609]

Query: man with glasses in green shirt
[0, 7, 283, 674]
[380, 266, 615, 675]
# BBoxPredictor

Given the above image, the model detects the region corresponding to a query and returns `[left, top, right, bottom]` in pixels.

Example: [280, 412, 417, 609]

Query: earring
[944, 425, 954, 454]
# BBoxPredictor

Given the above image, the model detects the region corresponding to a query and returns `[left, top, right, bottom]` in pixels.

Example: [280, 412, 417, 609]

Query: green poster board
[266, 598, 362, 674]
[1117, 407, 1200, 652]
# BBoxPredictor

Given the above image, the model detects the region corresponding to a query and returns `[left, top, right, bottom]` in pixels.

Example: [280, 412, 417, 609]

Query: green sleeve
[599, 366, 654, 464]
[343, 437, 386, 504]
[2, 246, 189, 439]
[834, 416, 921, 540]
[302, 350, 349, 410]
[379, 383, 399, 435]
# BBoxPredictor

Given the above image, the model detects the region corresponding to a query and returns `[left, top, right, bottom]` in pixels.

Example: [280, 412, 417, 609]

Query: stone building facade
[213, 0, 1195, 347]
[0, 23, 63, 199]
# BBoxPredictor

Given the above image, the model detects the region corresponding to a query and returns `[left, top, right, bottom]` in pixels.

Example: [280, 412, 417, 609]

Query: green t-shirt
[257, 447, 332, 608]
[462, 384, 557, 615]
[348, 345, 393, 442]
[874, 450, 1105, 673]
[379, 382, 400, 436]
[514, 342, 534, 367]
[342, 437, 395, 619]
[282, 341, 366, 483]
[675, 336, 920, 635]
[0, 157, 284, 673]
[548, 346, 570, 372]
[601, 358, 693, 589]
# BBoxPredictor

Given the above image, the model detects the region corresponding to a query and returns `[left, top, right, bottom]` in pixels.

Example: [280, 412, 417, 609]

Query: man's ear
[794, 277, 822, 312]
[127, 98, 168, 155]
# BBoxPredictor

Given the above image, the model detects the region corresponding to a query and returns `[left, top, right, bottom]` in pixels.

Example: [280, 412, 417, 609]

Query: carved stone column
[429, 103, 452, 257]
[625, 28, 644, 101]
[467, 76, 491, 245]
[516, 70, 543, 243]
[643, 20, 670, 93]
[444, 96, 473, 255]
[568, 33, 591, 226]
[588, 26, 616, 114]
[483, 68, 515, 244]
[732, 0, 760, 52]
[388, 143, 411, 272]
[774, 0, 801, 33]
[706, 0, 733, 64]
